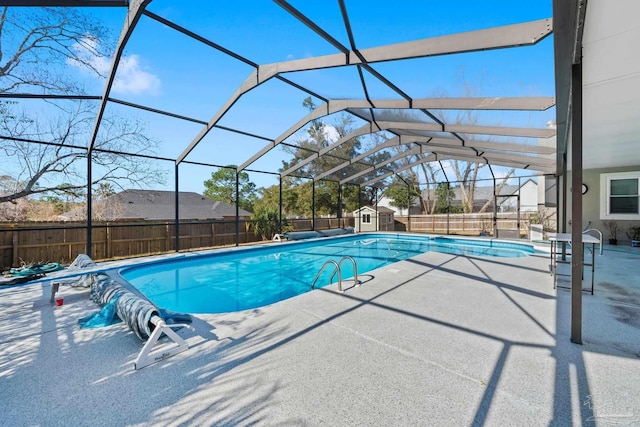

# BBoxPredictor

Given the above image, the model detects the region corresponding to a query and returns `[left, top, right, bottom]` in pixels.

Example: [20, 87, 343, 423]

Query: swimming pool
[120, 233, 534, 314]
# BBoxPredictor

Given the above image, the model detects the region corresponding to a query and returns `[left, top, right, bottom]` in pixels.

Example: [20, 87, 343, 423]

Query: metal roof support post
[571, 61, 584, 345]
[446, 181, 451, 235]
[358, 186, 362, 233]
[375, 186, 379, 231]
[561, 154, 568, 259]
[174, 163, 180, 252]
[407, 181, 411, 230]
[235, 171, 240, 247]
[312, 181, 316, 231]
[517, 177, 521, 237]
[279, 177, 283, 235]
[489, 164, 498, 237]
[86, 152, 93, 258]
[337, 184, 342, 229]
[494, 182, 498, 237]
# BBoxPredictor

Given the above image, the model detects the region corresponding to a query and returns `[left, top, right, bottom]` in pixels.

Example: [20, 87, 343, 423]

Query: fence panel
[0, 216, 352, 269]
[396, 212, 535, 237]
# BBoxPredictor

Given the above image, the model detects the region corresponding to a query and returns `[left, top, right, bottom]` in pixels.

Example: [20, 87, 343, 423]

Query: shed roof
[354, 206, 395, 214]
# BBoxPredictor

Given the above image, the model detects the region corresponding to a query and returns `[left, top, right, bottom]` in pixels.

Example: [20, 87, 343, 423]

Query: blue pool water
[120, 233, 534, 314]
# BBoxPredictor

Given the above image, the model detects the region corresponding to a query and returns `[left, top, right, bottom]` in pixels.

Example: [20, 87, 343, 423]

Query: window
[362, 213, 371, 223]
[610, 179, 638, 213]
[600, 172, 640, 220]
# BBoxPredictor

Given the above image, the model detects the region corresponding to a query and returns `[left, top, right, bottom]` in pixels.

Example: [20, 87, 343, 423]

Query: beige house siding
[566, 165, 640, 242]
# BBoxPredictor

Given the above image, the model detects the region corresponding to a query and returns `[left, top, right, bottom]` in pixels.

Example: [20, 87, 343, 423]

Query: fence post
[106, 223, 112, 259]
[210, 221, 216, 246]
[12, 228, 18, 266]
[165, 223, 171, 252]
[446, 212, 450, 235]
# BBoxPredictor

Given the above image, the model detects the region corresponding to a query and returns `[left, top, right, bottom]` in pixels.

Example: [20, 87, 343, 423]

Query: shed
[353, 206, 395, 232]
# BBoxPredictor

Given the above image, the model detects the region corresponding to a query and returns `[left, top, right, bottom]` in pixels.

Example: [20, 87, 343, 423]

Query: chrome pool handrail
[311, 260, 340, 291]
[311, 256, 359, 293]
[330, 256, 359, 290]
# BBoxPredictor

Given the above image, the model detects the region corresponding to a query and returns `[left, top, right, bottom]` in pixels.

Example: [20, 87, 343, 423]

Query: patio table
[548, 232, 599, 295]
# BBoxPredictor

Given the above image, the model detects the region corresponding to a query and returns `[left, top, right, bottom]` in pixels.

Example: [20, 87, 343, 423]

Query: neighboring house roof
[450, 179, 537, 203]
[353, 205, 395, 214]
[60, 190, 252, 221]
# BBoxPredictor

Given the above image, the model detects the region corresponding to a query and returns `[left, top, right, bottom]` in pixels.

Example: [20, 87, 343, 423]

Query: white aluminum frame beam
[358, 150, 554, 189]
[359, 154, 437, 187]
[315, 133, 554, 183]
[240, 96, 554, 172]
[88, 0, 151, 151]
[282, 121, 555, 177]
[179, 18, 552, 165]
[343, 147, 553, 187]
[339, 146, 424, 184]
[255, 19, 551, 78]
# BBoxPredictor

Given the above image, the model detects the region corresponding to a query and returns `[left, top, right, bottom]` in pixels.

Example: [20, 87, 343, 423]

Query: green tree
[383, 176, 421, 212]
[203, 166, 257, 212]
[434, 183, 456, 213]
[249, 205, 288, 240]
[277, 97, 390, 217]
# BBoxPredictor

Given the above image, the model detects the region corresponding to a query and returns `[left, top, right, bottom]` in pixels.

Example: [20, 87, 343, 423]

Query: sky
[6, 0, 556, 195]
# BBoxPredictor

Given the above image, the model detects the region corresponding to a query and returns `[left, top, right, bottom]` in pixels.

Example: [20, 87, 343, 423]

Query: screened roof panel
[2, 0, 560, 191]
[370, 38, 555, 99]
[281, 66, 369, 100]
[283, 0, 352, 48]
[342, 0, 552, 49]
[97, 100, 204, 160]
[427, 108, 556, 129]
[359, 67, 414, 100]
[346, 108, 438, 124]
[117, 14, 257, 124]
[146, 0, 344, 65]
[215, 77, 315, 140]
[182, 127, 271, 168]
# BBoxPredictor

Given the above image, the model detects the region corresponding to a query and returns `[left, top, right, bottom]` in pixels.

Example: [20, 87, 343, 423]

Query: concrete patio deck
[1, 242, 639, 426]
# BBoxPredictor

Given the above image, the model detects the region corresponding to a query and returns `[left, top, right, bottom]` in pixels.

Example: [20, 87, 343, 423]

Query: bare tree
[0, 101, 165, 204]
[451, 160, 484, 213]
[0, 7, 110, 92]
[0, 7, 165, 208]
[478, 168, 516, 213]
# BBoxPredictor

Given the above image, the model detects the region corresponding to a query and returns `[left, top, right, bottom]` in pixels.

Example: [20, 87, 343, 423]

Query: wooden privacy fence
[395, 212, 542, 236]
[0, 218, 356, 269]
[1, 214, 541, 269]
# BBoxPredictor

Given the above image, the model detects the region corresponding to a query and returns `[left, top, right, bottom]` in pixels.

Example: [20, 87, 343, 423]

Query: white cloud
[323, 124, 340, 142]
[67, 37, 160, 96]
[111, 54, 161, 95]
